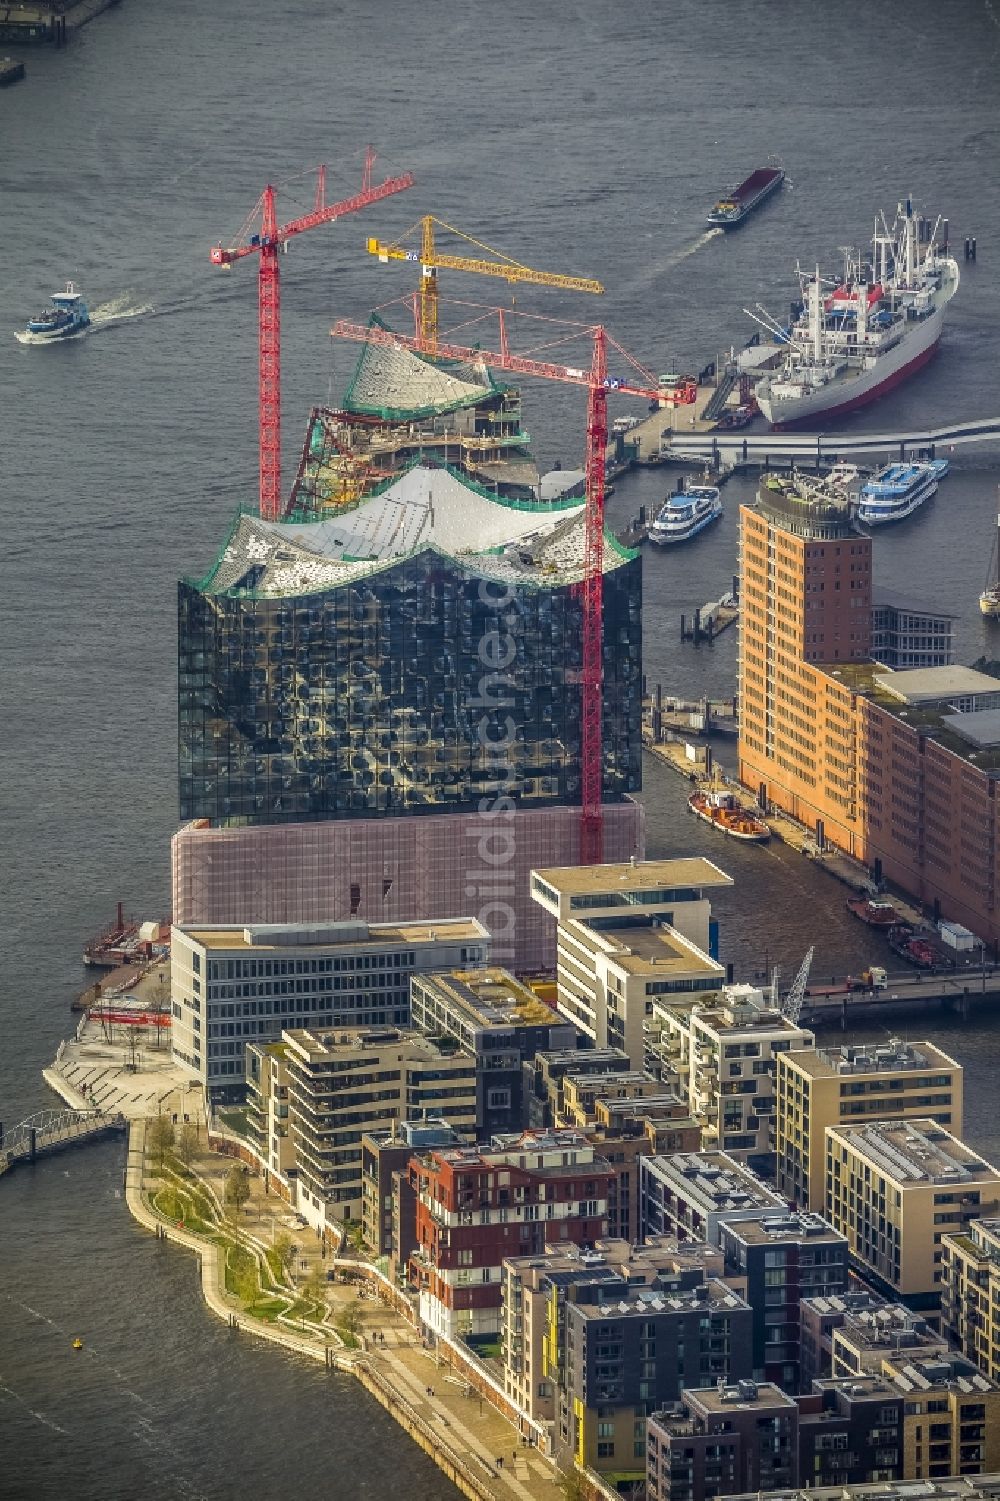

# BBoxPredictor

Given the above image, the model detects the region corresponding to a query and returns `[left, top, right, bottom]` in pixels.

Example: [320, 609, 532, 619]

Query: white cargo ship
[748, 198, 959, 428]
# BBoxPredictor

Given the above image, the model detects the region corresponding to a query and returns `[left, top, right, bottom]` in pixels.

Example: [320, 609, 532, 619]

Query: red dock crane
[330, 298, 680, 863]
[211, 149, 414, 520]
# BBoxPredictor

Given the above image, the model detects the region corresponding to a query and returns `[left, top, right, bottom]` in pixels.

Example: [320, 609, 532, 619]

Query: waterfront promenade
[125, 1120, 566, 1501]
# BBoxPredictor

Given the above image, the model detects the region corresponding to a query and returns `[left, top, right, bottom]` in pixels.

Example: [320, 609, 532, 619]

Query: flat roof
[783, 1039, 960, 1080]
[941, 708, 1000, 748]
[829, 1119, 1000, 1185]
[874, 665, 1000, 704]
[413, 967, 560, 1029]
[283, 1026, 474, 1064]
[570, 1276, 747, 1320]
[594, 922, 725, 979]
[643, 1151, 785, 1212]
[685, 1381, 796, 1415]
[532, 857, 733, 894]
[722, 1213, 845, 1247]
[180, 917, 486, 951]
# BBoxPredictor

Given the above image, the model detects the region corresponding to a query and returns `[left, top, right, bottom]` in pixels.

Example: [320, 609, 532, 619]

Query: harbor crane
[365, 215, 603, 352]
[331, 297, 664, 864]
[780, 946, 815, 1027]
[211, 149, 414, 520]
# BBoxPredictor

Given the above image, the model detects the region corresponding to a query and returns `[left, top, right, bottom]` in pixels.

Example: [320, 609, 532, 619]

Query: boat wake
[660, 227, 725, 272]
[624, 228, 724, 297]
[0, 1381, 71, 1436]
[89, 291, 155, 327]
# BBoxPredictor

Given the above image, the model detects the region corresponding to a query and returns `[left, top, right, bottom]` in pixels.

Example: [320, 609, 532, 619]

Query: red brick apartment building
[409, 1130, 614, 1338]
[739, 485, 1000, 944]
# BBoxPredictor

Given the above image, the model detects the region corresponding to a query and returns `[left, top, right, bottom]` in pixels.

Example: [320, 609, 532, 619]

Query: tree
[233, 1250, 259, 1308]
[147, 1114, 175, 1171]
[175, 1121, 199, 1170]
[225, 1163, 251, 1236]
[339, 1299, 361, 1339]
[304, 1265, 327, 1317]
[559, 1468, 588, 1501]
[272, 1231, 296, 1285]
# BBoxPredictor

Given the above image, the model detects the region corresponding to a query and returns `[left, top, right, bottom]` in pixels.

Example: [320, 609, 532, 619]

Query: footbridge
[0, 1107, 126, 1178]
[663, 415, 1000, 464]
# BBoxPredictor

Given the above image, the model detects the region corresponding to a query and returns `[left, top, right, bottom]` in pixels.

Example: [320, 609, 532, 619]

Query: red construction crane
[330, 299, 688, 863]
[211, 149, 414, 520]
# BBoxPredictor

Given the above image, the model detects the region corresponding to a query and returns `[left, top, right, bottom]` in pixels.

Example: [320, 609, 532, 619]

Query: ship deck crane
[211, 149, 414, 519]
[331, 297, 664, 864]
[365, 215, 603, 352]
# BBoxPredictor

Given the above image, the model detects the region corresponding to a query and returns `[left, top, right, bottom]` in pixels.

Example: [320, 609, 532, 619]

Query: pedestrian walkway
[127, 1121, 566, 1501]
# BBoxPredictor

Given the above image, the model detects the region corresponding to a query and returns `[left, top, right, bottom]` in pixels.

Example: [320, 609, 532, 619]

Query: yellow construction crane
[366, 215, 604, 351]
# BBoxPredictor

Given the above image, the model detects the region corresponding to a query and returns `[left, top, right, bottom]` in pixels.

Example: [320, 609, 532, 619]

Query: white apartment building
[648, 984, 814, 1164]
[170, 917, 490, 1099]
[530, 859, 731, 1067]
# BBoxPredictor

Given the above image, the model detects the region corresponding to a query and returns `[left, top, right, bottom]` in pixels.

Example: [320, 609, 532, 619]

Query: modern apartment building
[941, 1219, 1000, 1382]
[718, 1212, 849, 1390]
[530, 859, 730, 1066]
[557, 1268, 753, 1478]
[640, 1150, 785, 1246]
[647, 1383, 799, 1501]
[500, 1239, 730, 1435]
[650, 984, 813, 1167]
[282, 1027, 477, 1231]
[522, 1047, 631, 1129]
[409, 1130, 614, 1338]
[885, 1352, 1000, 1478]
[738, 483, 1000, 945]
[173, 461, 645, 972]
[824, 1120, 1000, 1306]
[409, 968, 578, 1135]
[577, 1098, 703, 1244]
[796, 1375, 904, 1486]
[776, 1039, 963, 1211]
[360, 1119, 461, 1260]
[170, 916, 489, 1099]
[799, 1292, 949, 1388]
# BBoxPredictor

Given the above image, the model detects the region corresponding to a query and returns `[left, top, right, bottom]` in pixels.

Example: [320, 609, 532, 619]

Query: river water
[2, 1, 1000, 1495]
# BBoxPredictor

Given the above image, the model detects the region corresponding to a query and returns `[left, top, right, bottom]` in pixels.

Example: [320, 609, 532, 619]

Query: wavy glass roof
[195, 464, 633, 598]
[342, 315, 500, 420]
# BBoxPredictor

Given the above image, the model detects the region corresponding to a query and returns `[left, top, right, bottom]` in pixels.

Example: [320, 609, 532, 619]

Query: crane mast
[211, 150, 414, 519]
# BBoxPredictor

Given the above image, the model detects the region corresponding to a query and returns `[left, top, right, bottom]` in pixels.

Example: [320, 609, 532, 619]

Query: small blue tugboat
[16, 282, 90, 344]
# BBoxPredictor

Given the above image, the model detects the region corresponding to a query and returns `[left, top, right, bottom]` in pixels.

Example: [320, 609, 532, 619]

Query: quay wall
[124, 1121, 549, 1501]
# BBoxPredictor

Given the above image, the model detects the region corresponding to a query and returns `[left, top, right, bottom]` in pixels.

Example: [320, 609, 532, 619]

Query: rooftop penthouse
[410, 967, 560, 1037]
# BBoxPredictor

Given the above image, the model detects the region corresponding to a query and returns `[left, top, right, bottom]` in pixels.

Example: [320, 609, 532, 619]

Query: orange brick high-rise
[739, 482, 1000, 946]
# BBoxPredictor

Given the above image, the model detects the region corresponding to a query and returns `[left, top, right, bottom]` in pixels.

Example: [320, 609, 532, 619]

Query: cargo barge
[707, 166, 784, 228]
